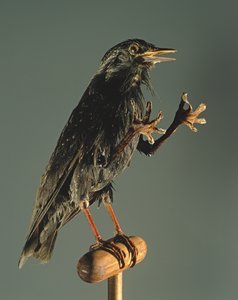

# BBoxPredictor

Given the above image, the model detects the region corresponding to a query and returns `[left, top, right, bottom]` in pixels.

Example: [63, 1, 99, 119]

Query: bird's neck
[94, 64, 150, 98]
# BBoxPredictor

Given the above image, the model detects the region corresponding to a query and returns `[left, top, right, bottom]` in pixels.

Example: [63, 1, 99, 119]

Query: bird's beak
[141, 48, 177, 64]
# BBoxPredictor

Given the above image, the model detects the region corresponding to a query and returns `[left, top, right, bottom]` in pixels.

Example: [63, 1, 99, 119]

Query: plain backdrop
[1, 1, 237, 300]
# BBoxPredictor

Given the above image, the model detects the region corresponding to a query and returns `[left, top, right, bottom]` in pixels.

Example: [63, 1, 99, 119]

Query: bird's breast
[86, 95, 143, 192]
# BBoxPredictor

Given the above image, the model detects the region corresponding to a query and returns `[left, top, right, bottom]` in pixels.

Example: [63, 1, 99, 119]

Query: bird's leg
[79, 199, 102, 245]
[110, 101, 165, 161]
[137, 93, 206, 155]
[80, 199, 126, 267]
[102, 195, 138, 267]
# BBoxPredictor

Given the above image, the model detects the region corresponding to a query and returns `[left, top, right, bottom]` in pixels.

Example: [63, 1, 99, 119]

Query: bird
[18, 39, 206, 269]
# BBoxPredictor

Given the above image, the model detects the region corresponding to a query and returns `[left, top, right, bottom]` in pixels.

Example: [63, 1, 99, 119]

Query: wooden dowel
[108, 272, 122, 300]
[77, 236, 147, 283]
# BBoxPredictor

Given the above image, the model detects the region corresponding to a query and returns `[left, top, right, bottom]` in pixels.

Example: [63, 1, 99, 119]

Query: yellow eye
[129, 44, 139, 55]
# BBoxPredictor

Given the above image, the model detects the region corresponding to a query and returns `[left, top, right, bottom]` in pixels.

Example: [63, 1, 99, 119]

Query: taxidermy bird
[19, 39, 206, 269]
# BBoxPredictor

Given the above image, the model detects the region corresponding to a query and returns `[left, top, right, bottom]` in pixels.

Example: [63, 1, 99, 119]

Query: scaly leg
[137, 92, 206, 155]
[102, 195, 138, 267]
[80, 200, 102, 243]
[80, 199, 126, 268]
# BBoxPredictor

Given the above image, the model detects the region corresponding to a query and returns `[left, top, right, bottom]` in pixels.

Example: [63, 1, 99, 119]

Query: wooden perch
[77, 236, 147, 283]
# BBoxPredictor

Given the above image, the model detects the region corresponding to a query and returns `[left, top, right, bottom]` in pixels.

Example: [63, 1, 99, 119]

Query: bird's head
[97, 39, 176, 91]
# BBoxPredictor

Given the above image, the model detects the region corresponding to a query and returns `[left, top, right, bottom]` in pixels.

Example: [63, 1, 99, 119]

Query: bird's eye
[129, 44, 139, 55]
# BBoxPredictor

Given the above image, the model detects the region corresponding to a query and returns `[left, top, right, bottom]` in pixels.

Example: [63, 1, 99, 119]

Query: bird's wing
[26, 89, 104, 240]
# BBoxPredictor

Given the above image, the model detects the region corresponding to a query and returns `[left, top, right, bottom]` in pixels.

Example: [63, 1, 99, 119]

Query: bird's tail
[18, 229, 58, 269]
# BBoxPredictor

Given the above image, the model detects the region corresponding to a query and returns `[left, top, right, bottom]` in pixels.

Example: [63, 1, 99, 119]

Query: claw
[143, 101, 152, 123]
[114, 234, 138, 267]
[90, 234, 138, 268]
[176, 93, 206, 132]
[133, 110, 165, 144]
[90, 239, 126, 268]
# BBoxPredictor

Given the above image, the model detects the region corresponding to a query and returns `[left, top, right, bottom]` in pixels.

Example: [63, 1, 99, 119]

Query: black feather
[19, 39, 167, 268]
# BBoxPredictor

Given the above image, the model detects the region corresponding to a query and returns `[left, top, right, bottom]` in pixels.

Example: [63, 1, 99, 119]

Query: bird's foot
[133, 101, 166, 144]
[89, 234, 137, 268]
[114, 233, 138, 267]
[90, 239, 126, 268]
[175, 93, 206, 132]
[109, 101, 165, 161]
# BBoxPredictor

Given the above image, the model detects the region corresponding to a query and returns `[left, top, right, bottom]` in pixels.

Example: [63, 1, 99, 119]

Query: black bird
[19, 39, 206, 268]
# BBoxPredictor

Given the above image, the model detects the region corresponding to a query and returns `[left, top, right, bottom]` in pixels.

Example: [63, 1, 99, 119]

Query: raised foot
[133, 101, 166, 144]
[175, 93, 206, 132]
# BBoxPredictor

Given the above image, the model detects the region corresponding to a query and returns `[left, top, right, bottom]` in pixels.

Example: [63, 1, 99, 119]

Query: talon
[175, 93, 206, 132]
[143, 101, 152, 122]
[92, 239, 126, 268]
[89, 240, 103, 252]
[133, 110, 165, 144]
[114, 234, 138, 267]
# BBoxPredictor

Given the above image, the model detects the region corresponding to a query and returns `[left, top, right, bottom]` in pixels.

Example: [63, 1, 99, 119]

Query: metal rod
[108, 272, 123, 300]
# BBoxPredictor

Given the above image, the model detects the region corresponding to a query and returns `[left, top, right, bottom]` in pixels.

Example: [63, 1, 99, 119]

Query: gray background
[1, 0, 237, 299]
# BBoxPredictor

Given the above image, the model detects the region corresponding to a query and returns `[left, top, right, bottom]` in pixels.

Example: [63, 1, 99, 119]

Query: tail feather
[18, 230, 58, 269]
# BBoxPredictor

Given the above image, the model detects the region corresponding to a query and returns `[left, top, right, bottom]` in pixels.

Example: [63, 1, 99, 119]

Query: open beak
[141, 48, 176, 64]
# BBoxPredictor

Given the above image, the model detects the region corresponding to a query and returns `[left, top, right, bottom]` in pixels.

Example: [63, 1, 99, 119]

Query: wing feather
[26, 88, 103, 240]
